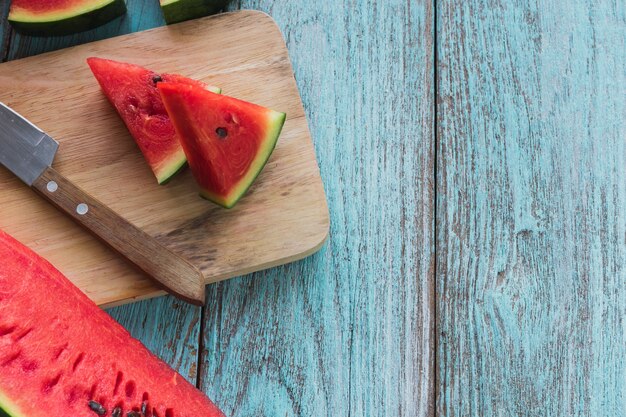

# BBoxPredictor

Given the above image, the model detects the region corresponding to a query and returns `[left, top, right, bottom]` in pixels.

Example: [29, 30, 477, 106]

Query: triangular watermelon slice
[87, 57, 221, 184]
[158, 83, 286, 208]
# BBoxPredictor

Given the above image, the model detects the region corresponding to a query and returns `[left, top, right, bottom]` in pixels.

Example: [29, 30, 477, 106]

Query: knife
[0, 102, 205, 306]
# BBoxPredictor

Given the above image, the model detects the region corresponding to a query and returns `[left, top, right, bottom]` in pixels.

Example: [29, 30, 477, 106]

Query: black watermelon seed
[216, 127, 228, 138]
[88, 400, 106, 416]
[127, 411, 141, 417]
[141, 402, 147, 416]
[152, 75, 163, 85]
[112, 407, 122, 417]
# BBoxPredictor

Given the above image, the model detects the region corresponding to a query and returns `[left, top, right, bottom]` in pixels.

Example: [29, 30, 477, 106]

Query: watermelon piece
[8, 0, 126, 36]
[158, 83, 286, 208]
[159, 0, 229, 25]
[87, 57, 221, 184]
[0, 229, 225, 417]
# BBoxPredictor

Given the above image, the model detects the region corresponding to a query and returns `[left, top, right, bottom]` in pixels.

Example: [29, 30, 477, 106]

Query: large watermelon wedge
[158, 83, 286, 208]
[8, 0, 127, 36]
[0, 229, 225, 417]
[87, 57, 221, 184]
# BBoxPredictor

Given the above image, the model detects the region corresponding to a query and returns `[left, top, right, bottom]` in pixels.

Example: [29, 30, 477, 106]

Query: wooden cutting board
[0, 10, 329, 307]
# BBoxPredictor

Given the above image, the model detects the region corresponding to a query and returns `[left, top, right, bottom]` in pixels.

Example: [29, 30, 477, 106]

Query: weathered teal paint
[9, 0, 623, 415]
[437, 0, 626, 416]
[0, 1, 434, 415]
[199, 1, 435, 416]
[22, 0, 626, 416]
[109, 298, 202, 385]
[6, 0, 626, 414]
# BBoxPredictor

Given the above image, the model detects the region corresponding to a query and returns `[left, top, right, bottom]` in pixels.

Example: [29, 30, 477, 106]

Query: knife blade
[0, 102, 205, 305]
[0, 103, 58, 185]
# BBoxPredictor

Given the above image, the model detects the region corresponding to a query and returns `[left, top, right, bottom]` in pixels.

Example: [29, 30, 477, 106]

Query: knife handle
[32, 166, 205, 306]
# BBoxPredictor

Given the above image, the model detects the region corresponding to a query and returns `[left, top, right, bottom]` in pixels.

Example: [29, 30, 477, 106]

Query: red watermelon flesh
[0, 229, 225, 417]
[8, 0, 127, 36]
[87, 57, 221, 184]
[158, 83, 286, 208]
[10, 0, 105, 14]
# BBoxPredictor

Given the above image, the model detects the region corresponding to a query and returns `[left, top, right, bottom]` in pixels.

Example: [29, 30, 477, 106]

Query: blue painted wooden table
[1, 0, 624, 415]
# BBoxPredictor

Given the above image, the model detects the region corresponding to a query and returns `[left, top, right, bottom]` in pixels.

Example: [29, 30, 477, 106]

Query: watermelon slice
[8, 0, 126, 36]
[158, 83, 286, 208]
[159, 0, 229, 25]
[87, 57, 221, 184]
[0, 229, 225, 417]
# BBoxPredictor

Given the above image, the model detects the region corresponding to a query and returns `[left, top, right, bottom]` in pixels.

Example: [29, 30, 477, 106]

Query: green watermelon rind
[199, 110, 287, 209]
[155, 149, 188, 185]
[8, 0, 126, 37]
[0, 390, 19, 417]
[160, 0, 227, 25]
[157, 86, 222, 185]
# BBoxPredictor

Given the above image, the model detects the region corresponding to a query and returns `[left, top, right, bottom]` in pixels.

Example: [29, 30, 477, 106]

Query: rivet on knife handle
[32, 166, 206, 305]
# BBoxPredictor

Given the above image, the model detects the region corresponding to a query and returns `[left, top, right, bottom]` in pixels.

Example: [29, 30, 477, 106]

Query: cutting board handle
[32, 166, 205, 306]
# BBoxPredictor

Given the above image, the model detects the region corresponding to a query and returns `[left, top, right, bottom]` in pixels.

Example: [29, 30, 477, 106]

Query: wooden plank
[199, 1, 435, 416]
[437, 0, 626, 415]
[0, 11, 328, 307]
[6, 0, 166, 60]
[108, 298, 202, 385]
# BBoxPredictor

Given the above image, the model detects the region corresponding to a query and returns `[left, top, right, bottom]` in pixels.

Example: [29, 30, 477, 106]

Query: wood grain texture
[0, 10, 328, 307]
[437, 1, 626, 415]
[108, 297, 202, 385]
[32, 166, 205, 304]
[199, 1, 435, 416]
